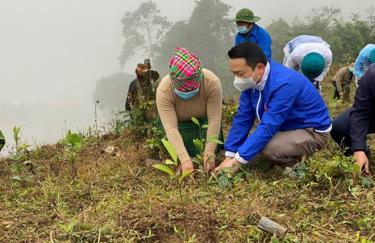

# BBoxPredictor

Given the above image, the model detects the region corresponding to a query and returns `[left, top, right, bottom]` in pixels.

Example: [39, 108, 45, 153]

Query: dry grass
[1, 79, 375, 242]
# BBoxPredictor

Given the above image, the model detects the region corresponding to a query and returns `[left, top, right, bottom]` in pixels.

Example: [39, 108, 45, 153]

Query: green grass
[1, 81, 375, 242]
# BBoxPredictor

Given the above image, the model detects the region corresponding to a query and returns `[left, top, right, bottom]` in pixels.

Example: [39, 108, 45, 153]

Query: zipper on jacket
[256, 90, 262, 122]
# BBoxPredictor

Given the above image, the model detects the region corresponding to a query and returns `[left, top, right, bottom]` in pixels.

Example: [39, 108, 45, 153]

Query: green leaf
[162, 139, 178, 163]
[218, 174, 230, 189]
[165, 159, 177, 166]
[12, 175, 22, 181]
[193, 138, 204, 153]
[192, 158, 202, 165]
[271, 236, 280, 243]
[361, 176, 374, 189]
[207, 136, 224, 145]
[179, 170, 193, 184]
[201, 124, 209, 129]
[153, 164, 175, 177]
[191, 117, 200, 127]
[12, 126, 21, 145]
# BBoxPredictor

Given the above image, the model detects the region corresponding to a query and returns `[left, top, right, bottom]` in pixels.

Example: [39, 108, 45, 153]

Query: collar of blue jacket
[224, 60, 332, 164]
[235, 24, 272, 60]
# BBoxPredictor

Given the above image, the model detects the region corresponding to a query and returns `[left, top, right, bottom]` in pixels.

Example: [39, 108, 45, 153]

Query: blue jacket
[354, 44, 375, 78]
[235, 24, 272, 60]
[225, 61, 331, 163]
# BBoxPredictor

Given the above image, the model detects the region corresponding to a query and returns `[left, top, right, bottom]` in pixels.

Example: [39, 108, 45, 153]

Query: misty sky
[0, 0, 373, 148]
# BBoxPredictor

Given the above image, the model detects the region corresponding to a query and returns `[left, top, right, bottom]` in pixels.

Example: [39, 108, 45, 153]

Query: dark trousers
[314, 81, 321, 92]
[330, 108, 375, 155]
[332, 81, 340, 100]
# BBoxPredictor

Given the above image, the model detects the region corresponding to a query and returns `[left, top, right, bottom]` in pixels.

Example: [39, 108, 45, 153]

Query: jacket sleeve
[236, 82, 299, 163]
[224, 91, 255, 155]
[283, 43, 291, 65]
[259, 32, 272, 60]
[125, 80, 136, 111]
[204, 77, 223, 157]
[349, 68, 375, 151]
[234, 33, 240, 46]
[284, 52, 298, 71]
[156, 87, 191, 163]
[315, 49, 332, 82]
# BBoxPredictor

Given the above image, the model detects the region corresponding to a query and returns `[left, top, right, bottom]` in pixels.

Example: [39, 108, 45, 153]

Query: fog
[0, 0, 373, 153]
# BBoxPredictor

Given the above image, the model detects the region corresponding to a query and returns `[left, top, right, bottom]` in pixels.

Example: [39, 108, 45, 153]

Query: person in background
[125, 60, 160, 112]
[215, 43, 331, 174]
[231, 8, 272, 60]
[354, 44, 375, 84]
[283, 35, 332, 92]
[0, 130, 5, 152]
[331, 60, 355, 102]
[156, 47, 223, 173]
[331, 64, 375, 174]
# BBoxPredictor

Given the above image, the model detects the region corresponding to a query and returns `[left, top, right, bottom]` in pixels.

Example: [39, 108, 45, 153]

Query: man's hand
[354, 151, 370, 174]
[204, 153, 216, 172]
[215, 157, 241, 174]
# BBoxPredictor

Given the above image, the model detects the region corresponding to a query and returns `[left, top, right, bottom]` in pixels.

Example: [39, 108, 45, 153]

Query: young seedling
[9, 126, 31, 161]
[60, 130, 82, 180]
[153, 138, 193, 240]
[190, 117, 223, 172]
[94, 99, 100, 146]
[153, 139, 193, 202]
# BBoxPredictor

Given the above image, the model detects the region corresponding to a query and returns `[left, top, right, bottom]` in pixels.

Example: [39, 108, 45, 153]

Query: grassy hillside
[1, 78, 375, 242]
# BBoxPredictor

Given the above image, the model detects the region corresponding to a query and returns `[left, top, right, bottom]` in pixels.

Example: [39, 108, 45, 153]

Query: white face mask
[233, 71, 259, 91]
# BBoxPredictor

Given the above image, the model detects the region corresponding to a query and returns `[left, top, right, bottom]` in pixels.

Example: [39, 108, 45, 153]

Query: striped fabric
[169, 47, 204, 92]
[156, 117, 224, 158]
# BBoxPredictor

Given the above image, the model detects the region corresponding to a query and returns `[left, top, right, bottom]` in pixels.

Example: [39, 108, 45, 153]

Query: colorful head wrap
[169, 47, 204, 92]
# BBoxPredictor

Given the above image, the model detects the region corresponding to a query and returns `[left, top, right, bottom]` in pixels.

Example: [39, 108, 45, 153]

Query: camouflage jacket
[125, 70, 160, 111]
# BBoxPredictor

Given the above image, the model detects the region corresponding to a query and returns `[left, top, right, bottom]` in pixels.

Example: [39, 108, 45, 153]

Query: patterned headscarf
[169, 47, 204, 92]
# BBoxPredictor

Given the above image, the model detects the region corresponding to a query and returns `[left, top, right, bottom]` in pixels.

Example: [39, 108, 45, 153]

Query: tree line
[95, 0, 375, 111]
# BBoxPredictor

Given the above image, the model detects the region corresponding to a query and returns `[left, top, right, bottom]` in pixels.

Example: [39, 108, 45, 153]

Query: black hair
[228, 42, 267, 69]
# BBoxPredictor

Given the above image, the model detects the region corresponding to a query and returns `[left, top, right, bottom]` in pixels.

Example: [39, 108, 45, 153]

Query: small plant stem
[94, 101, 100, 147]
[178, 182, 188, 241]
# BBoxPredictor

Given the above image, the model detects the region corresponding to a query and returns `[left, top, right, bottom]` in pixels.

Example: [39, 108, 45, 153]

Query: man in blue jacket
[215, 43, 332, 173]
[231, 8, 272, 60]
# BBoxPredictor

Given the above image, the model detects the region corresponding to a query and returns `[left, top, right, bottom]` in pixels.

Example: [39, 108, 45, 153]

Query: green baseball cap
[301, 52, 325, 80]
[231, 8, 261, 23]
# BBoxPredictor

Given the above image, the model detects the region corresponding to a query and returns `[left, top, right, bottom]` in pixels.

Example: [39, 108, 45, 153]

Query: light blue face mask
[237, 25, 249, 34]
[175, 88, 199, 100]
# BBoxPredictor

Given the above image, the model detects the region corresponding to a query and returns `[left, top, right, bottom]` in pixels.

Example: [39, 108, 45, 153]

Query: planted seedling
[153, 138, 193, 203]
[60, 130, 82, 180]
[9, 126, 30, 161]
[190, 117, 223, 172]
